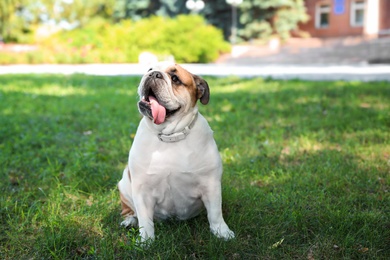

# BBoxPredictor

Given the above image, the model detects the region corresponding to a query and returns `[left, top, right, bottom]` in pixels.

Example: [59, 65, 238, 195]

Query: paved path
[221, 37, 390, 66]
[1, 63, 390, 81]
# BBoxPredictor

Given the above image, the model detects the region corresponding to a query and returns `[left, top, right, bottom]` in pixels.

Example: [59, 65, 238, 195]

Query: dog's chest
[129, 118, 221, 175]
[129, 118, 222, 220]
[130, 146, 218, 220]
[151, 171, 205, 220]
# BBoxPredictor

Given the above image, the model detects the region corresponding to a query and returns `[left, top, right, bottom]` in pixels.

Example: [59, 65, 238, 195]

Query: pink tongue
[149, 96, 166, 125]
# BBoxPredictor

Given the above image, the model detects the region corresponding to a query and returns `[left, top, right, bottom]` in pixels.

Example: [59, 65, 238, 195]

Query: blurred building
[299, 0, 390, 38]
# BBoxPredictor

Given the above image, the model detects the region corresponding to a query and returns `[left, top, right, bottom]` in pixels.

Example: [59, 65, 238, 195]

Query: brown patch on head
[193, 74, 209, 105]
[164, 64, 209, 107]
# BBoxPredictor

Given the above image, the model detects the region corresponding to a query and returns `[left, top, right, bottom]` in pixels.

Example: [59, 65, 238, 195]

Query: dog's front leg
[133, 194, 155, 243]
[202, 179, 235, 240]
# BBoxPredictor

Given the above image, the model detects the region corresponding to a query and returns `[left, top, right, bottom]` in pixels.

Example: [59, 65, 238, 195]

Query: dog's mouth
[139, 89, 180, 125]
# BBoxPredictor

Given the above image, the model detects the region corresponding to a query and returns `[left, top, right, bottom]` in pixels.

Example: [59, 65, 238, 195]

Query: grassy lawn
[1, 74, 389, 259]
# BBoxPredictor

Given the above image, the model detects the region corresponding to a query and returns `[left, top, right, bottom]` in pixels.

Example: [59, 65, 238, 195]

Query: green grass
[1, 74, 389, 259]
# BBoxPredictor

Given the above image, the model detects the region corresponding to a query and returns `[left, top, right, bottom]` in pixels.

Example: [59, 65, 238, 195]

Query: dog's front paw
[121, 215, 138, 228]
[211, 225, 235, 240]
[136, 236, 154, 248]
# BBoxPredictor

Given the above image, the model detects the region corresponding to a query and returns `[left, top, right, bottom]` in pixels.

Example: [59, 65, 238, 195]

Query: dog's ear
[194, 75, 210, 105]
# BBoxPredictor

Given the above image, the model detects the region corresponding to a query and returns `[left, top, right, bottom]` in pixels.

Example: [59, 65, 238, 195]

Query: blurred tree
[0, 0, 28, 42]
[113, 0, 189, 21]
[33, 0, 116, 26]
[202, 0, 232, 41]
[239, 0, 308, 41]
[113, 0, 154, 21]
[1, 0, 309, 43]
[112, 0, 307, 42]
[157, 0, 188, 17]
[113, 0, 232, 39]
[0, 0, 116, 42]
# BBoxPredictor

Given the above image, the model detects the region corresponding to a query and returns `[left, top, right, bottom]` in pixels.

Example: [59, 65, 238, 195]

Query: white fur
[118, 64, 234, 243]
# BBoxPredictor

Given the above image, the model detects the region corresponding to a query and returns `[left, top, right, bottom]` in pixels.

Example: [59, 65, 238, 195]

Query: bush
[0, 15, 230, 64]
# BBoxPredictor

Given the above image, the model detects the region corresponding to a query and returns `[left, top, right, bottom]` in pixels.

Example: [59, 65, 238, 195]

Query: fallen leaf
[358, 247, 369, 253]
[83, 130, 93, 135]
[86, 196, 93, 206]
[360, 103, 371, 108]
[281, 147, 290, 155]
[250, 180, 265, 187]
[307, 248, 314, 260]
[269, 238, 284, 249]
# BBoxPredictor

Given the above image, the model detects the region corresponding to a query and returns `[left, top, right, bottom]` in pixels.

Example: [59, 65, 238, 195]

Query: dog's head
[137, 62, 209, 125]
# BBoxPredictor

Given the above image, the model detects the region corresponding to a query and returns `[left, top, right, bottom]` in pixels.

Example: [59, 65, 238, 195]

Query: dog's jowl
[118, 62, 234, 243]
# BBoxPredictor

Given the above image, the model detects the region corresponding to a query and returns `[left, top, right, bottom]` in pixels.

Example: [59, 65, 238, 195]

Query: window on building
[316, 4, 330, 28]
[351, 0, 365, 27]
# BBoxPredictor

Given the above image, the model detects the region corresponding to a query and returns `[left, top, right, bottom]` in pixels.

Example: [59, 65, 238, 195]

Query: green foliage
[239, 20, 273, 41]
[113, 0, 188, 21]
[2, 0, 309, 45]
[112, 0, 309, 42]
[113, 0, 308, 42]
[0, 0, 116, 43]
[239, 0, 308, 40]
[0, 15, 230, 64]
[114, 0, 157, 21]
[23, 0, 116, 27]
[0, 0, 30, 42]
[201, 0, 233, 41]
[0, 75, 389, 258]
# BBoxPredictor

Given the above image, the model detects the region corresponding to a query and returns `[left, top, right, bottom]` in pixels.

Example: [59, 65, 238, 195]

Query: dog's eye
[171, 75, 179, 83]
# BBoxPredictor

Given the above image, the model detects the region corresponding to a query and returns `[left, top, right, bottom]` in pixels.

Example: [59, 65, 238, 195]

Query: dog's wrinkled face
[137, 63, 209, 125]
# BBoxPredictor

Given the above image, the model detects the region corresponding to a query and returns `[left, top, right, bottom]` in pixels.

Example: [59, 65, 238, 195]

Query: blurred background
[0, 0, 389, 65]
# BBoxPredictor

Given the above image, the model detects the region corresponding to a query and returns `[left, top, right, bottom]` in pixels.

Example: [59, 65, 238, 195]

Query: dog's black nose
[150, 71, 163, 79]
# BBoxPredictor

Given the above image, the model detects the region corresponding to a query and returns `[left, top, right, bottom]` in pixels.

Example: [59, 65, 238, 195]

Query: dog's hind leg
[120, 192, 138, 227]
[118, 166, 138, 227]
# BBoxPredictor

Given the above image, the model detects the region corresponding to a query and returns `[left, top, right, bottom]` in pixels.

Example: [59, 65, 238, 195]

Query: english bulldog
[118, 62, 234, 243]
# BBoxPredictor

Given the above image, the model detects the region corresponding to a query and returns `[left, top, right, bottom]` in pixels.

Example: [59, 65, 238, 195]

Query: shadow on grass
[0, 75, 389, 258]
[222, 148, 388, 258]
[205, 78, 389, 258]
[1, 74, 141, 193]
